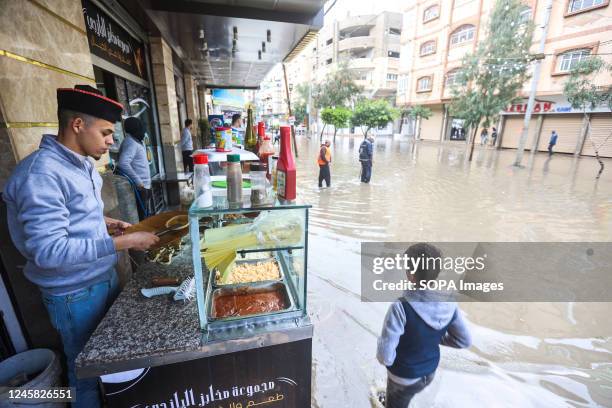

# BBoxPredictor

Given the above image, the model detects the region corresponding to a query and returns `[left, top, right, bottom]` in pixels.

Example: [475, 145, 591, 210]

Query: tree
[563, 57, 612, 178]
[292, 83, 310, 126]
[321, 107, 352, 143]
[449, 0, 535, 161]
[403, 105, 433, 139]
[313, 62, 362, 109]
[351, 99, 399, 138]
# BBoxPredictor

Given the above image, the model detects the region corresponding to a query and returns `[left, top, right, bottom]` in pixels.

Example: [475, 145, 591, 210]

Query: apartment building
[397, 0, 612, 157]
[315, 10, 403, 98]
[255, 65, 288, 119]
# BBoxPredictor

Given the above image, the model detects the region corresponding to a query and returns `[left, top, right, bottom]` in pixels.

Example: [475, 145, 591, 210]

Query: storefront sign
[82, 0, 147, 80]
[505, 100, 554, 114]
[503, 96, 611, 115]
[100, 339, 312, 408]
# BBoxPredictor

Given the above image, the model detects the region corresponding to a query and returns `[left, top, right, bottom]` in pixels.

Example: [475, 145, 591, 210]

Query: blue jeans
[42, 272, 119, 408]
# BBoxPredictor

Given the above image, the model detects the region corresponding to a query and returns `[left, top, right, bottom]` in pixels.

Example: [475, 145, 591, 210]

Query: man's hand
[113, 231, 159, 251]
[105, 216, 132, 230]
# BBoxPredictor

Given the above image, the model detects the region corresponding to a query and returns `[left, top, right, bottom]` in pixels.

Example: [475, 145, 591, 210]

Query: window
[388, 51, 400, 58]
[445, 69, 460, 86]
[420, 41, 437, 56]
[557, 49, 591, 72]
[423, 5, 440, 22]
[568, 0, 605, 13]
[398, 75, 408, 94]
[326, 58, 333, 65]
[387, 73, 398, 80]
[450, 25, 475, 46]
[326, 38, 333, 45]
[389, 27, 401, 35]
[417, 76, 432, 92]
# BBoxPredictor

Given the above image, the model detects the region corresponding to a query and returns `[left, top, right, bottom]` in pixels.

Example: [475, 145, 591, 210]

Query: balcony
[338, 36, 376, 52]
[338, 15, 376, 33]
[348, 58, 376, 70]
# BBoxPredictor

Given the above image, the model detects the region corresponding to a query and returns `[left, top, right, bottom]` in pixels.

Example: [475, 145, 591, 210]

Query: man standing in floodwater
[548, 130, 558, 156]
[359, 136, 374, 183]
[317, 140, 332, 188]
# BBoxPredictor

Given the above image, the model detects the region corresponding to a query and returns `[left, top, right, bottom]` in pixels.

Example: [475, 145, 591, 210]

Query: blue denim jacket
[3, 134, 117, 295]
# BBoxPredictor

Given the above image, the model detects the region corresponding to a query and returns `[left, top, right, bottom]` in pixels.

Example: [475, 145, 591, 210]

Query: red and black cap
[57, 85, 123, 123]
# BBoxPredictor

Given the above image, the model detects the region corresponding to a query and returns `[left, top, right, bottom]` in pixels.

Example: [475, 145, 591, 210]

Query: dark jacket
[359, 139, 373, 161]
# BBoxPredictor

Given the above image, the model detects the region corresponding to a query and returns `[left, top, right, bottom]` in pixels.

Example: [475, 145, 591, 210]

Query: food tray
[207, 281, 294, 322]
[213, 257, 282, 288]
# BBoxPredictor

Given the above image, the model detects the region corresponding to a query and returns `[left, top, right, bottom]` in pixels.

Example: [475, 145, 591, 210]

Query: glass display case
[189, 194, 310, 342]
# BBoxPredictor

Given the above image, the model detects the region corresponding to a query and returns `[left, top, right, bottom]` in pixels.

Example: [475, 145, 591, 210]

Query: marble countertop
[75, 243, 312, 379]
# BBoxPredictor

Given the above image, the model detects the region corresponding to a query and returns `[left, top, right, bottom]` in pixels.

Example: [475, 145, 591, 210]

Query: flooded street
[295, 135, 612, 407]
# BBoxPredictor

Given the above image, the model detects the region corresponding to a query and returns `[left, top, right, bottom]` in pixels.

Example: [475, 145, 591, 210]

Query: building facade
[314, 10, 403, 98]
[397, 0, 612, 157]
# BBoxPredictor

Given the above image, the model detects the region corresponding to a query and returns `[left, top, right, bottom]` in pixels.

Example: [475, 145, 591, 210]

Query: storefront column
[184, 73, 200, 148]
[440, 104, 449, 142]
[150, 37, 183, 174]
[530, 115, 544, 152]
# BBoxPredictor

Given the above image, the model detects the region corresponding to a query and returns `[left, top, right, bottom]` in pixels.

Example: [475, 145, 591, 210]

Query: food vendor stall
[76, 195, 312, 407]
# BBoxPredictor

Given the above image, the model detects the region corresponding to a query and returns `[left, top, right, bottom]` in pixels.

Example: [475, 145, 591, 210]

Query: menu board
[82, 0, 147, 80]
[101, 339, 312, 408]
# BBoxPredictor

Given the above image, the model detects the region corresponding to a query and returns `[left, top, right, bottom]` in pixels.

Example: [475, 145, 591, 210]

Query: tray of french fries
[213, 256, 283, 287]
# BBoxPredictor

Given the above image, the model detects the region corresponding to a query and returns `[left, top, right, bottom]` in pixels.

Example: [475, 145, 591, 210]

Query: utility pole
[282, 63, 298, 157]
[513, 0, 553, 167]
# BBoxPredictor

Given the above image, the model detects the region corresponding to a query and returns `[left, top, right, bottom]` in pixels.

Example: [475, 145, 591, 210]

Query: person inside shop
[231, 113, 243, 128]
[118, 116, 152, 220]
[181, 118, 194, 173]
[548, 130, 558, 156]
[3, 85, 160, 408]
[377, 243, 472, 408]
[317, 140, 332, 188]
[359, 135, 374, 183]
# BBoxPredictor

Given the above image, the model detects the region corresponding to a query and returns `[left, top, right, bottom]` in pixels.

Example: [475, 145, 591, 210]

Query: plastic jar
[193, 154, 212, 208]
[249, 163, 268, 206]
[226, 154, 242, 207]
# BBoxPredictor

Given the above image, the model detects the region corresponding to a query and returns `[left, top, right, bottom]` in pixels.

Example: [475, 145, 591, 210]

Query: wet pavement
[294, 135, 612, 407]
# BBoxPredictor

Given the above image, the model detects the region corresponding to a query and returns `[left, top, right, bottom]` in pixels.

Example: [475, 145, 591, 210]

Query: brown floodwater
[294, 134, 612, 407]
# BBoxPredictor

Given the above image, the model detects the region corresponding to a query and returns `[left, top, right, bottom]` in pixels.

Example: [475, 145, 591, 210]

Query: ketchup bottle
[276, 126, 296, 201]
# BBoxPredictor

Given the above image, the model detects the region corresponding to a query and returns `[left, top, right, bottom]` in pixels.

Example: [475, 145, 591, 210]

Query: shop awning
[140, 0, 324, 88]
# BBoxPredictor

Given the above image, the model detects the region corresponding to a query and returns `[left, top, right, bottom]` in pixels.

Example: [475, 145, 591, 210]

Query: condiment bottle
[258, 135, 275, 175]
[256, 121, 265, 153]
[244, 108, 257, 153]
[276, 126, 296, 201]
[193, 154, 212, 208]
[226, 154, 243, 208]
[270, 155, 279, 187]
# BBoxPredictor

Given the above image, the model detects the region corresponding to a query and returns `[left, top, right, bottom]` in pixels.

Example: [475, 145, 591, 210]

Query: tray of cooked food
[208, 281, 293, 320]
[213, 257, 282, 287]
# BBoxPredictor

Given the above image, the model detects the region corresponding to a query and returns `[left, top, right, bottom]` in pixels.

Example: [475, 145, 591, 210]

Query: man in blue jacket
[377, 243, 472, 407]
[359, 136, 374, 183]
[3, 85, 159, 407]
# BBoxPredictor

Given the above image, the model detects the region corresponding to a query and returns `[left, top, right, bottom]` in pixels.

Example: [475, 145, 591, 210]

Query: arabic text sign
[82, 0, 147, 80]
